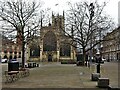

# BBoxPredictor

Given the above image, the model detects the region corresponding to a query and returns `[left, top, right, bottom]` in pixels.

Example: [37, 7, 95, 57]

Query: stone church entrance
[48, 54, 52, 62]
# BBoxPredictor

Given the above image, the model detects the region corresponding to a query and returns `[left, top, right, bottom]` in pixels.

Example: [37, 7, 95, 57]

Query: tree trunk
[83, 48, 86, 66]
[22, 41, 25, 68]
[22, 29, 25, 68]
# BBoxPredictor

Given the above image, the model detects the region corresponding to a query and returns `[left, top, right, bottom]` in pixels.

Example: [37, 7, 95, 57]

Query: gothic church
[27, 13, 76, 62]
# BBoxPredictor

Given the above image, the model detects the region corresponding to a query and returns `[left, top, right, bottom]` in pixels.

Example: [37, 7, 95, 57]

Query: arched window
[18, 55, 21, 58]
[60, 44, 71, 56]
[4, 50, 7, 53]
[14, 51, 17, 54]
[43, 31, 57, 51]
[9, 55, 12, 59]
[4, 55, 8, 59]
[18, 52, 21, 58]
[14, 55, 17, 59]
[30, 45, 40, 57]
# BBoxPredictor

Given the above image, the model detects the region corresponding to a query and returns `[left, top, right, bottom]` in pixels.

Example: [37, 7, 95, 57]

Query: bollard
[97, 63, 100, 73]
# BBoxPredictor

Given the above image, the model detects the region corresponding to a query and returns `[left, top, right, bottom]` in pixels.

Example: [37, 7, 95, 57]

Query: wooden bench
[4, 68, 30, 83]
[5, 71, 19, 83]
[19, 68, 30, 78]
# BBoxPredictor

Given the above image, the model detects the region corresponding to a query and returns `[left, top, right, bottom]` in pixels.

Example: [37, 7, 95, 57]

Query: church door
[48, 54, 52, 62]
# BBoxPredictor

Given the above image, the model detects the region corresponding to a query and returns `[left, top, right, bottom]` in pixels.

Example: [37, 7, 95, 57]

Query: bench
[19, 68, 30, 78]
[5, 71, 19, 83]
[4, 68, 30, 83]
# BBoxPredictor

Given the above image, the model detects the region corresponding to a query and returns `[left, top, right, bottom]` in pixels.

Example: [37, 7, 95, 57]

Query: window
[30, 46, 40, 57]
[4, 50, 7, 53]
[60, 44, 71, 56]
[19, 52, 21, 54]
[14, 51, 17, 54]
[43, 31, 57, 51]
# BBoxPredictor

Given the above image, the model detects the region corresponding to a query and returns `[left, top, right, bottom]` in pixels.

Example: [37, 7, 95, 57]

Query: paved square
[2, 62, 119, 89]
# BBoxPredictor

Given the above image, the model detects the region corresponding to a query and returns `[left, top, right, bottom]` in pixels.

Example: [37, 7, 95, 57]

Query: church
[26, 13, 76, 62]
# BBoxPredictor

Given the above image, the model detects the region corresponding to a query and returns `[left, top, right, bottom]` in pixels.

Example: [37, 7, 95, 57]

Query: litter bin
[8, 59, 19, 71]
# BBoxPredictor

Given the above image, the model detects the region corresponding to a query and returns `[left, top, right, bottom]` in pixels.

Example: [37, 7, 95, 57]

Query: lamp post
[96, 51, 101, 73]
[96, 15, 102, 74]
[89, 3, 94, 67]
[119, 27, 120, 61]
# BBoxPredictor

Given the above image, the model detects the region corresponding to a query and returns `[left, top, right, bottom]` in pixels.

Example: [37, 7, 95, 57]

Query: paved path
[100, 62, 119, 88]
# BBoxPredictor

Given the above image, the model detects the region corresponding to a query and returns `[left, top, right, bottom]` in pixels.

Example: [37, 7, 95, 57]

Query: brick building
[1, 34, 22, 60]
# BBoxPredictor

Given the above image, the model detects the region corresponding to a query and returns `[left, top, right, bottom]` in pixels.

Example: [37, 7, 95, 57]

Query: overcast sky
[0, 0, 119, 26]
[41, 0, 119, 26]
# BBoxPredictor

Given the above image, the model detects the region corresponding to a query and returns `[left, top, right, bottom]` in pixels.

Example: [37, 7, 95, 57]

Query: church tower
[52, 11, 65, 34]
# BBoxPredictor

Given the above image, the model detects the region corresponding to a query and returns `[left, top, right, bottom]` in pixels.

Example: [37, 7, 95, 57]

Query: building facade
[27, 13, 76, 62]
[1, 34, 22, 60]
[102, 27, 120, 61]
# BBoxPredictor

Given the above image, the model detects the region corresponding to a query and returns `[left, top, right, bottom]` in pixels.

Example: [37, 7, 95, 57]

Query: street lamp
[96, 51, 101, 73]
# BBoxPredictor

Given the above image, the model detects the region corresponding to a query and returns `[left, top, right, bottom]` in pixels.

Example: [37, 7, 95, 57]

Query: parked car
[88, 57, 96, 62]
[8, 59, 18, 63]
[1, 58, 8, 63]
[100, 60, 104, 64]
[98, 58, 106, 64]
[102, 58, 106, 61]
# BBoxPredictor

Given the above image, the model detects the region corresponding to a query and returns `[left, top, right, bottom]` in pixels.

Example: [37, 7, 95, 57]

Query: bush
[61, 60, 76, 64]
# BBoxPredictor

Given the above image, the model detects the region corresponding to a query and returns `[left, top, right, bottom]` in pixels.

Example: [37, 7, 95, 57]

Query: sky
[41, 0, 120, 26]
[0, 0, 119, 26]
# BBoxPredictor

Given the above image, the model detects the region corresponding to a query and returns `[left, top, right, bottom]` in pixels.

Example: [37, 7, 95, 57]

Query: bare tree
[0, 0, 47, 67]
[65, 1, 115, 65]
